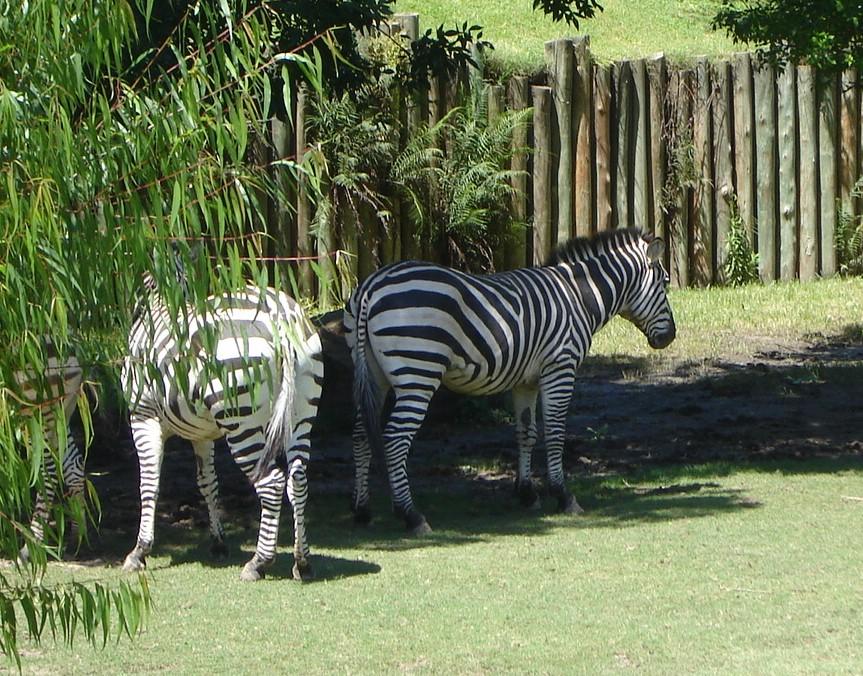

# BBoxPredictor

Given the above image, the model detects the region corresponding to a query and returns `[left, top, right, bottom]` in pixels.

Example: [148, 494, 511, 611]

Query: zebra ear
[646, 237, 665, 263]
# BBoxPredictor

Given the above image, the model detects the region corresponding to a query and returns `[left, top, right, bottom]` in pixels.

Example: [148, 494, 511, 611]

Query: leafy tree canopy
[713, 0, 863, 72]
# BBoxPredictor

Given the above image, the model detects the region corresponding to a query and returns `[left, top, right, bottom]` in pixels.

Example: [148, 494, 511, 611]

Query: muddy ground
[79, 323, 863, 559]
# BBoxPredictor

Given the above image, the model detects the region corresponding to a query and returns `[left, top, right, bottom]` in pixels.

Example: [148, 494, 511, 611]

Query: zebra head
[620, 233, 676, 350]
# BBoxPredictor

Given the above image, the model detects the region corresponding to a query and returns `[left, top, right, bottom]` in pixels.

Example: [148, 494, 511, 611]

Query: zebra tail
[353, 296, 383, 455]
[252, 335, 296, 484]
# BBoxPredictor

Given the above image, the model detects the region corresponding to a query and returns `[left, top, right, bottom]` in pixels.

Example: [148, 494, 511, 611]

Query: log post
[732, 53, 755, 242]
[594, 64, 613, 232]
[713, 60, 734, 279]
[533, 86, 553, 265]
[691, 57, 713, 285]
[615, 60, 634, 229]
[818, 73, 839, 277]
[777, 63, 798, 281]
[797, 65, 818, 281]
[507, 76, 530, 269]
[573, 36, 593, 237]
[668, 69, 693, 288]
[545, 39, 576, 243]
[754, 63, 777, 281]
[647, 54, 667, 241]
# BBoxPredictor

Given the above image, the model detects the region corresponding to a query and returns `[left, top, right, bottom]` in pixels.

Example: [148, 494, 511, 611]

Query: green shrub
[722, 198, 760, 286]
[835, 178, 863, 276]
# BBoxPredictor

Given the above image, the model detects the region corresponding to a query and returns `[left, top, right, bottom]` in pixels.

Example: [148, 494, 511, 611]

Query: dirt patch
[78, 325, 863, 559]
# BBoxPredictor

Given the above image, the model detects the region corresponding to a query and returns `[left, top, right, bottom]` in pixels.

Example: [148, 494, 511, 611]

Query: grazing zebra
[344, 227, 676, 534]
[10, 341, 86, 560]
[121, 276, 323, 581]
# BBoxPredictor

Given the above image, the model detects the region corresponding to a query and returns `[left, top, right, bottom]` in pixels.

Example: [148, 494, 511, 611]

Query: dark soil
[75, 323, 863, 563]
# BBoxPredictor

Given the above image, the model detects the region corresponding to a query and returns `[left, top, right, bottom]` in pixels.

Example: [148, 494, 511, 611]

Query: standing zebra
[10, 341, 86, 560]
[344, 228, 676, 534]
[122, 276, 323, 581]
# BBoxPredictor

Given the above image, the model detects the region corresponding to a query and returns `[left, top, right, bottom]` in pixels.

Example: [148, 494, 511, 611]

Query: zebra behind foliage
[10, 341, 85, 560]
[344, 228, 676, 534]
[122, 276, 323, 581]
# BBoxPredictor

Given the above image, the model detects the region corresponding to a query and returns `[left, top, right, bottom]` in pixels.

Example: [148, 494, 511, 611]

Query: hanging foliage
[0, 0, 329, 664]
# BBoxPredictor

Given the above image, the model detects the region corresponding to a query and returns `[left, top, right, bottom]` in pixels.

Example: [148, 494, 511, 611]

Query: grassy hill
[393, 0, 742, 72]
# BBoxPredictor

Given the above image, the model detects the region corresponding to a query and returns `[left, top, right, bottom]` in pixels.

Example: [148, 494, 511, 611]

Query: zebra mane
[544, 227, 649, 267]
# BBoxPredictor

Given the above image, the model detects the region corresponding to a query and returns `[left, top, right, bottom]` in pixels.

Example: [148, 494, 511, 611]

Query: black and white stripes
[121, 279, 323, 580]
[12, 341, 85, 558]
[344, 228, 676, 533]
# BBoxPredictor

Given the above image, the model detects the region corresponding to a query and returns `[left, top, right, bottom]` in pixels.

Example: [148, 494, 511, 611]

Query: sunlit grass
[592, 276, 863, 367]
[18, 458, 863, 673]
[394, 0, 740, 72]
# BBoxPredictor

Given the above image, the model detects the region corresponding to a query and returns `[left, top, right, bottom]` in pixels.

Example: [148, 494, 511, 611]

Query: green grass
[9, 277, 863, 673]
[14, 459, 863, 674]
[394, 0, 741, 72]
[592, 276, 863, 366]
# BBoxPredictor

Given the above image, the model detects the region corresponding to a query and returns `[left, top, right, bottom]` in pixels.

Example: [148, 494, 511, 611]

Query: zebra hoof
[558, 494, 584, 515]
[210, 540, 229, 560]
[404, 511, 432, 536]
[292, 559, 314, 582]
[122, 551, 147, 573]
[352, 504, 372, 525]
[516, 481, 541, 510]
[563, 499, 585, 515]
[239, 555, 273, 582]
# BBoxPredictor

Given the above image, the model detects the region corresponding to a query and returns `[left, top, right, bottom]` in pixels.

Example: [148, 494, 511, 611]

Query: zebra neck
[566, 256, 632, 333]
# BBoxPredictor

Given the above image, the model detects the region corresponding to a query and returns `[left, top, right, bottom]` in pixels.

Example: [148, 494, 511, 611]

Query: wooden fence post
[594, 64, 613, 232]
[691, 57, 713, 285]
[488, 83, 507, 270]
[545, 39, 575, 243]
[507, 76, 530, 269]
[668, 68, 692, 288]
[647, 54, 667, 240]
[615, 60, 635, 229]
[533, 86, 553, 264]
[797, 65, 818, 281]
[269, 114, 295, 284]
[395, 13, 421, 263]
[819, 73, 839, 276]
[839, 69, 859, 221]
[573, 36, 593, 237]
[777, 63, 798, 281]
[754, 63, 777, 281]
[713, 60, 734, 279]
[732, 53, 755, 242]
[632, 59, 650, 230]
[295, 86, 315, 297]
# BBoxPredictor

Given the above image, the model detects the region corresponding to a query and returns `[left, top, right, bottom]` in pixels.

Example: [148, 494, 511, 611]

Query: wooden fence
[274, 15, 863, 296]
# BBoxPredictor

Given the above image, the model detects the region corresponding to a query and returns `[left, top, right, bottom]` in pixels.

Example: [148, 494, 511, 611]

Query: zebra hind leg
[512, 386, 541, 510]
[286, 455, 313, 581]
[239, 464, 285, 582]
[191, 440, 228, 559]
[383, 389, 436, 536]
[351, 414, 373, 525]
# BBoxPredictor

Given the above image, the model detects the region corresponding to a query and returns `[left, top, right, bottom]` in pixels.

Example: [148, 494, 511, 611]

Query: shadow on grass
[78, 323, 863, 565]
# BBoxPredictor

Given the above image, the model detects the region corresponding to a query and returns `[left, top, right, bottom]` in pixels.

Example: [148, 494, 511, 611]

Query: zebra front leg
[512, 385, 540, 510]
[124, 416, 165, 572]
[351, 414, 373, 525]
[191, 440, 227, 559]
[240, 465, 286, 581]
[540, 369, 583, 515]
[285, 453, 312, 581]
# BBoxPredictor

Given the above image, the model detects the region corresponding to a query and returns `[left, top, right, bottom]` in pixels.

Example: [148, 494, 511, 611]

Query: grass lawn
[393, 0, 742, 72]
[9, 276, 863, 674]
